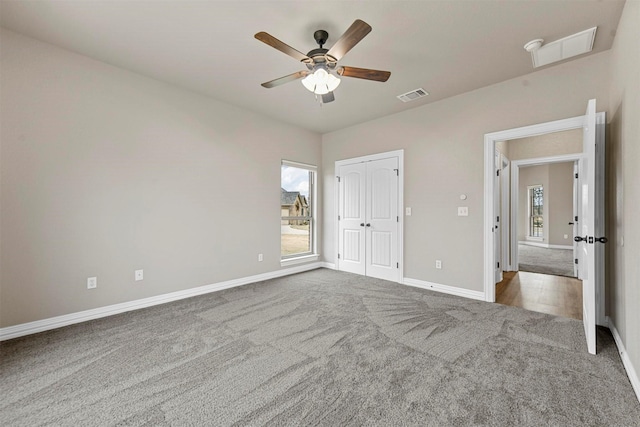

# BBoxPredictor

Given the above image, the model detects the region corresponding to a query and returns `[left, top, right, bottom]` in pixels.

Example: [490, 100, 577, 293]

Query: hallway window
[281, 161, 315, 259]
[528, 185, 544, 238]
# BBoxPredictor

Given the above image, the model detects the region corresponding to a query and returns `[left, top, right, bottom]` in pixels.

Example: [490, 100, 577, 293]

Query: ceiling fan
[255, 19, 391, 103]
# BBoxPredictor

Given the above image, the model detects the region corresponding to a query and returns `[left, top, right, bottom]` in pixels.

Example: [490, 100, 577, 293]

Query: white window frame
[527, 184, 544, 241]
[280, 160, 318, 266]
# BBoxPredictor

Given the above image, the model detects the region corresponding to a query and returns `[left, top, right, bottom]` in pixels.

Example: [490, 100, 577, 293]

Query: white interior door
[366, 157, 399, 281]
[338, 163, 366, 275]
[580, 98, 597, 355]
[337, 156, 399, 282]
[572, 162, 580, 278]
[494, 150, 502, 282]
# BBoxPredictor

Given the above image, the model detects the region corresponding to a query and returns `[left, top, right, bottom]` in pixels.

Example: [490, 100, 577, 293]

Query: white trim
[519, 241, 573, 250]
[485, 110, 606, 323]
[403, 277, 486, 301]
[281, 159, 317, 170]
[334, 149, 404, 283]
[0, 263, 323, 341]
[320, 262, 336, 269]
[607, 317, 640, 404]
[280, 254, 319, 267]
[500, 156, 511, 271]
[485, 114, 587, 303]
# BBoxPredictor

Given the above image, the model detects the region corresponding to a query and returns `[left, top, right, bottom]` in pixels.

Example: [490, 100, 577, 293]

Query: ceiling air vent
[525, 27, 597, 68]
[397, 88, 429, 103]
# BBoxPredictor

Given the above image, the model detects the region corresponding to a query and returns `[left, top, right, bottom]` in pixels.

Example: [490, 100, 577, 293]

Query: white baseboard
[320, 262, 336, 269]
[0, 262, 323, 341]
[403, 277, 486, 301]
[519, 241, 572, 250]
[607, 317, 640, 404]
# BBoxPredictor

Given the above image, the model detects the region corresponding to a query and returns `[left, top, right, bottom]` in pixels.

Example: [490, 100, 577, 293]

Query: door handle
[568, 222, 574, 225]
[574, 236, 587, 242]
[366, 223, 371, 227]
[360, 223, 365, 227]
[595, 237, 608, 244]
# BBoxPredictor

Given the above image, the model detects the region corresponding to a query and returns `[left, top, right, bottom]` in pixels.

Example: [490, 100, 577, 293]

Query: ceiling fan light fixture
[301, 67, 341, 95]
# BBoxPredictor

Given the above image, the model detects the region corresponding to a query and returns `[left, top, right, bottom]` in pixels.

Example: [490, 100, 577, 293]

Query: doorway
[484, 99, 606, 354]
[335, 150, 404, 282]
[495, 135, 583, 320]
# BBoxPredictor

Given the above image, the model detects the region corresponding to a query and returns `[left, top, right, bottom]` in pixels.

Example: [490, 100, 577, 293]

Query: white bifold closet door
[338, 157, 399, 282]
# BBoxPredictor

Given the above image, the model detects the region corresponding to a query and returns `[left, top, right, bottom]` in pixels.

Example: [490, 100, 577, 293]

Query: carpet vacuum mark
[1, 269, 638, 426]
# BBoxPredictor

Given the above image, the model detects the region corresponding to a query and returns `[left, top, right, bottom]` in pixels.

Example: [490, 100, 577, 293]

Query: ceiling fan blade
[337, 66, 391, 82]
[255, 32, 311, 63]
[321, 92, 335, 103]
[261, 70, 309, 88]
[326, 19, 372, 61]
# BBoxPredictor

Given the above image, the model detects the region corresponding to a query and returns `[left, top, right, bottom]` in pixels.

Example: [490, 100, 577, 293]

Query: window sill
[280, 254, 319, 267]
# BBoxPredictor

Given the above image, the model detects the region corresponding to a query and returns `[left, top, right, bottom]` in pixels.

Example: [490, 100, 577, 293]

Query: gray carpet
[518, 243, 575, 277]
[1, 269, 638, 426]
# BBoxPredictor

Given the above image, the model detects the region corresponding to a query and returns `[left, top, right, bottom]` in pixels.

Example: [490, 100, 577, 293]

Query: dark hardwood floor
[496, 271, 582, 320]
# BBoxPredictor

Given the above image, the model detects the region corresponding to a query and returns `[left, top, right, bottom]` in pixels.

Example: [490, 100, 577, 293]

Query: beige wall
[607, 0, 640, 389]
[547, 163, 574, 247]
[0, 29, 322, 327]
[517, 163, 573, 246]
[507, 129, 582, 161]
[322, 50, 610, 292]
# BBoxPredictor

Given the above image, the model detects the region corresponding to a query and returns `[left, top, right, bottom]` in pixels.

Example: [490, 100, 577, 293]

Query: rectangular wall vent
[397, 88, 429, 103]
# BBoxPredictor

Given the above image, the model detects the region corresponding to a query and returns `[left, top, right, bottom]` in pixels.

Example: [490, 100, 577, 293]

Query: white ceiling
[0, 0, 625, 134]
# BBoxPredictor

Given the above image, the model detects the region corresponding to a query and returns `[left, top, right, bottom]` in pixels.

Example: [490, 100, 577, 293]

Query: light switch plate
[405, 207, 412, 216]
[135, 270, 143, 281]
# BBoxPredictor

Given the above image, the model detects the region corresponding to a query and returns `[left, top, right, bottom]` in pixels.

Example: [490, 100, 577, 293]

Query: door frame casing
[510, 154, 582, 274]
[335, 149, 404, 283]
[483, 113, 605, 325]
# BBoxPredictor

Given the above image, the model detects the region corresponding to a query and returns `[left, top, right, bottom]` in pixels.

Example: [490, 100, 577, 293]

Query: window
[281, 161, 315, 259]
[528, 185, 544, 238]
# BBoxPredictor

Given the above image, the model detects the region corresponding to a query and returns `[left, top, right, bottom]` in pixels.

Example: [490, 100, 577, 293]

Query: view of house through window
[281, 161, 314, 258]
[528, 185, 544, 238]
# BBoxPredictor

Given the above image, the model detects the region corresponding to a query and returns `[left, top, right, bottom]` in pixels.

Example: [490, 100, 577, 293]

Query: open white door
[572, 162, 580, 278]
[578, 98, 597, 355]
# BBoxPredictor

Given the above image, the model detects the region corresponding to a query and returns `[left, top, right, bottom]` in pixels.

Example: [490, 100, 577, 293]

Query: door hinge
[496, 169, 500, 177]
[497, 262, 500, 269]
[397, 262, 399, 268]
[575, 215, 578, 222]
[397, 216, 399, 222]
[338, 253, 340, 259]
[575, 173, 579, 179]
[337, 176, 341, 182]
[338, 215, 341, 221]
[575, 258, 578, 264]
[394, 168, 399, 176]
[496, 216, 500, 222]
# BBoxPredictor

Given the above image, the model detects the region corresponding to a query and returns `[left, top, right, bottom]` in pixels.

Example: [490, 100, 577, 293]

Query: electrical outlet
[135, 269, 143, 281]
[457, 207, 469, 216]
[258, 253, 263, 262]
[87, 277, 97, 289]
[564, 234, 569, 239]
[435, 260, 442, 269]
